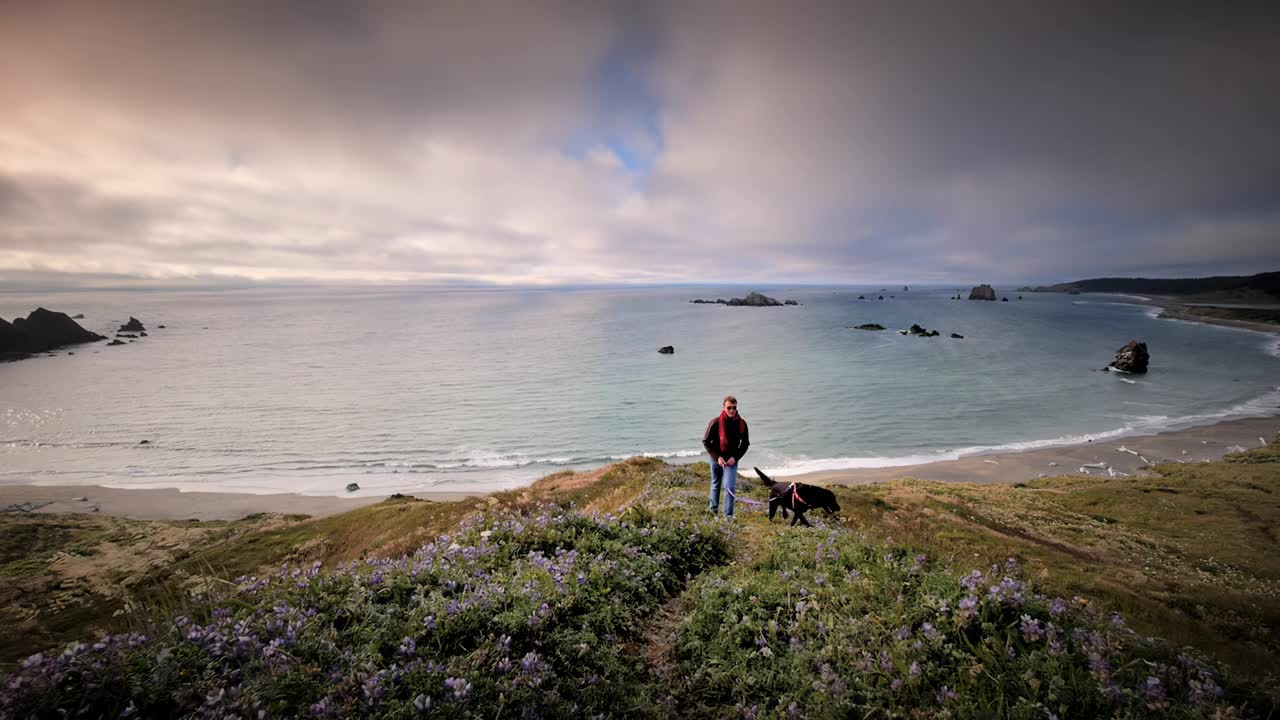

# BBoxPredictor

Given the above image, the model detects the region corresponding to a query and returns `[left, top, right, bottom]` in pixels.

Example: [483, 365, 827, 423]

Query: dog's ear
[754, 466, 773, 483]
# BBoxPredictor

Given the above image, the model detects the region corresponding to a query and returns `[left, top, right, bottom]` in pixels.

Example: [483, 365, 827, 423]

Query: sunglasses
[726, 405, 738, 410]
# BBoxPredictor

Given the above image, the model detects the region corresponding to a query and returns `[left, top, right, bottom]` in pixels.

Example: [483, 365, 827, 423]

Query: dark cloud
[0, 1, 1276, 285]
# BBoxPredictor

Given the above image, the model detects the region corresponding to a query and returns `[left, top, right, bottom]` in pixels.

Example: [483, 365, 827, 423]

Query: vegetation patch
[2, 445, 1278, 716]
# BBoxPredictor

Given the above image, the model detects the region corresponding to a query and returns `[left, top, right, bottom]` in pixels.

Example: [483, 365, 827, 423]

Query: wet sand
[787, 414, 1279, 487]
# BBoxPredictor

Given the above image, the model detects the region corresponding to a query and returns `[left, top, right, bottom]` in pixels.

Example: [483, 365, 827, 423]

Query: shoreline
[788, 413, 1279, 486]
[3, 414, 1277, 521]
[1122, 292, 1280, 336]
[0, 484, 480, 522]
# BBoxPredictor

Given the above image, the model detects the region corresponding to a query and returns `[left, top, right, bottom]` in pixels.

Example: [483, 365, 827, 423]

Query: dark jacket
[703, 415, 750, 462]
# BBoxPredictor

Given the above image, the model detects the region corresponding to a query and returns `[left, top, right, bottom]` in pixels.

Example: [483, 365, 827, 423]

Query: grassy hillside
[1030, 271, 1280, 299]
[2, 449, 1278, 717]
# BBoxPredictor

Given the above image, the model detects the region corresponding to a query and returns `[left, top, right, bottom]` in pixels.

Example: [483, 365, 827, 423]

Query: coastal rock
[139, 440, 151, 445]
[107, 339, 126, 346]
[906, 324, 940, 337]
[877, 296, 884, 300]
[2, 308, 108, 358]
[857, 295, 866, 300]
[951, 333, 964, 339]
[690, 291, 796, 307]
[852, 323, 886, 331]
[72, 314, 84, 319]
[968, 284, 996, 301]
[118, 317, 146, 332]
[116, 333, 138, 339]
[346, 483, 360, 492]
[657, 345, 675, 354]
[1108, 340, 1149, 374]
[158, 325, 166, 329]
[1002, 297, 1009, 302]
[727, 292, 782, 307]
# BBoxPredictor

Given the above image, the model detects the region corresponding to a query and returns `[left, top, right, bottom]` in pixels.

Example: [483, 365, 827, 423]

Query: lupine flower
[444, 676, 472, 700]
[1020, 614, 1043, 641]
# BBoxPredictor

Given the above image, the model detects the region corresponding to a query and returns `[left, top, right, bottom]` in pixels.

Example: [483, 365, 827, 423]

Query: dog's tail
[754, 467, 775, 487]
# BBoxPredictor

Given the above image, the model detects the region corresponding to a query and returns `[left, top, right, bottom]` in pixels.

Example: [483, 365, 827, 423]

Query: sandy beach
[3, 414, 1276, 521]
[787, 413, 1279, 486]
[0, 484, 480, 522]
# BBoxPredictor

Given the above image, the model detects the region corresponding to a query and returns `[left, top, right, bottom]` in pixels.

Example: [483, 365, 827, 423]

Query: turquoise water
[1, 286, 1277, 495]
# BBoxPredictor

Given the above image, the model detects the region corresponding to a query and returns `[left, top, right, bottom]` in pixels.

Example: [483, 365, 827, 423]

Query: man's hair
[723, 395, 737, 405]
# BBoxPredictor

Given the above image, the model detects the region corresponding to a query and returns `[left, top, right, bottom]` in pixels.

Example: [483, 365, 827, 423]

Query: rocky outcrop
[657, 345, 675, 354]
[851, 323, 886, 330]
[1107, 341, 1149, 374]
[690, 292, 796, 306]
[951, 333, 964, 339]
[902, 324, 940, 337]
[107, 339, 126, 346]
[968, 284, 996, 301]
[346, 483, 360, 492]
[118, 317, 146, 332]
[728, 292, 782, 306]
[1, 308, 107, 359]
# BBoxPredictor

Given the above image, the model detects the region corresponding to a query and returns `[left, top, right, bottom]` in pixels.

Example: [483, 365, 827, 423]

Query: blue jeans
[709, 460, 738, 517]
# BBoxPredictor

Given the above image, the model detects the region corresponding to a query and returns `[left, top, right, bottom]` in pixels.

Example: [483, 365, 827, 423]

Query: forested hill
[1031, 271, 1280, 298]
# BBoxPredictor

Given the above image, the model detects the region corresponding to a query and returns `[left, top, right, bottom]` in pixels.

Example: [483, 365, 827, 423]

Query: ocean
[2, 286, 1277, 496]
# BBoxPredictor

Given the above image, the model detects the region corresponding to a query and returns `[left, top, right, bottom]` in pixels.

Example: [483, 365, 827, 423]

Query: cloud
[0, 0, 1277, 286]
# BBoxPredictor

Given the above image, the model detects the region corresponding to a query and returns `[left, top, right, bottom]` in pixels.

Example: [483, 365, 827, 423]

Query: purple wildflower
[1142, 676, 1166, 702]
[1019, 614, 1043, 641]
[444, 677, 472, 700]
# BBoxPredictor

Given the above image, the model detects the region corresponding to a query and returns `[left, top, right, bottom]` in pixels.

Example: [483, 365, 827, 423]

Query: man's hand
[717, 457, 727, 467]
[726, 457, 736, 466]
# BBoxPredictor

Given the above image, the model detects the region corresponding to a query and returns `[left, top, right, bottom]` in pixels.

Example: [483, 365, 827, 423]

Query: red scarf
[718, 411, 744, 453]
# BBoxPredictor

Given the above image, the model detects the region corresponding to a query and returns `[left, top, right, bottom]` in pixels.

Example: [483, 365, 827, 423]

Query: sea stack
[1108, 341, 1149, 374]
[968, 284, 996, 301]
[118, 317, 146, 333]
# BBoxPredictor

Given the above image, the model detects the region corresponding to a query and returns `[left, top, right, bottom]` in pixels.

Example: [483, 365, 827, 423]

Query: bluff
[1023, 271, 1280, 299]
[1, 308, 106, 358]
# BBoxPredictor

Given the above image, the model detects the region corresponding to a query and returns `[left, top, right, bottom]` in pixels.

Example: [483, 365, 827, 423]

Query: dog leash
[722, 486, 766, 508]
[787, 482, 809, 511]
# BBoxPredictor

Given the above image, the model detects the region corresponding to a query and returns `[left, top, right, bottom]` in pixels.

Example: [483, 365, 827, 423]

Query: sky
[1, 1, 1278, 288]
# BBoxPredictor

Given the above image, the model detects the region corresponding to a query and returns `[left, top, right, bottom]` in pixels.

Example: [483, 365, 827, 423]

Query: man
[702, 395, 750, 518]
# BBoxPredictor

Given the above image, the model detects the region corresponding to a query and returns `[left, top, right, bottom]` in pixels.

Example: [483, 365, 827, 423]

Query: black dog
[755, 467, 841, 527]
